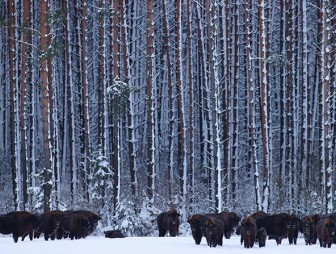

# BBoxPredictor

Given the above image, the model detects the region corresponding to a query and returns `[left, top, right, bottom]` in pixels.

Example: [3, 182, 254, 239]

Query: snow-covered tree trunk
[300, 0, 310, 213]
[175, 0, 188, 216]
[112, 0, 121, 212]
[8, 0, 19, 211]
[319, 0, 332, 213]
[40, 0, 52, 212]
[19, 0, 31, 210]
[146, 0, 155, 206]
[161, 0, 174, 203]
[80, 0, 91, 203]
[186, 0, 195, 211]
[65, 0, 78, 205]
[245, 1, 261, 210]
[258, 0, 270, 212]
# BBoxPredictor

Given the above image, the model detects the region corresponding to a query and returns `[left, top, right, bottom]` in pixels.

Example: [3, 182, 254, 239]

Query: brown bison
[206, 211, 240, 239]
[204, 216, 224, 248]
[0, 211, 40, 243]
[187, 214, 207, 244]
[255, 212, 292, 245]
[56, 210, 100, 239]
[302, 214, 321, 245]
[316, 218, 336, 248]
[288, 214, 302, 245]
[240, 216, 257, 248]
[104, 230, 125, 238]
[256, 227, 267, 247]
[157, 208, 180, 237]
[34, 210, 63, 241]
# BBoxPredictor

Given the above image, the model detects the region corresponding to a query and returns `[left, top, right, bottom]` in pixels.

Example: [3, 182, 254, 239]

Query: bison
[206, 211, 240, 239]
[104, 230, 125, 238]
[288, 214, 302, 245]
[302, 214, 321, 245]
[256, 227, 267, 247]
[157, 208, 180, 237]
[187, 214, 207, 244]
[56, 210, 100, 239]
[255, 212, 291, 245]
[204, 216, 224, 248]
[0, 211, 40, 243]
[316, 217, 336, 248]
[240, 216, 257, 248]
[34, 210, 63, 241]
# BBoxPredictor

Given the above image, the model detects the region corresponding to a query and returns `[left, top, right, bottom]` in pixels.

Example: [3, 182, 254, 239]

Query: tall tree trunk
[175, 0, 187, 213]
[146, 0, 155, 205]
[20, 0, 31, 210]
[8, 0, 18, 210]
[162, 0, 174, 202]
[80, 0, 91, 203]
[258, 0, 270, 212]
[319, 0, 332, 213]
[40, 0, 52, 212]
[112, 0, 121, 212]
[245, 0, 261, 210]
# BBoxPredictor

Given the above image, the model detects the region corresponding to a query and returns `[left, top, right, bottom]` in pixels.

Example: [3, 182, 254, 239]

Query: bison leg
[158, 229, 166, 237]
[13, 234, 19, 243]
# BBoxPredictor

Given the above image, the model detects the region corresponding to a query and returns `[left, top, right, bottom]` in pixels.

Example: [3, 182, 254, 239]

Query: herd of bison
[1, 208, 336, 249]
[157, 209, 336, 248]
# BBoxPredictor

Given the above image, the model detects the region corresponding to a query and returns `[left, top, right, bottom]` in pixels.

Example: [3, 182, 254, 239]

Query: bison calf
[104, 230, 125, 238]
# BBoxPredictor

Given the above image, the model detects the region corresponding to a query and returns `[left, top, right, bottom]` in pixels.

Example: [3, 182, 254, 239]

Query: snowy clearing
[1, 235, 335, 254]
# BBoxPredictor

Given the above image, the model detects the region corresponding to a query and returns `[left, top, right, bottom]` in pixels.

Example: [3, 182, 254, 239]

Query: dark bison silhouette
[104, 230, 125, 238]
[316, 217, 336, 248]
[187, 214, 207, 244]
[0, 211, 40, 243]
[56, 210, 100, 240]
[256, 227, 267, 247]
[255, 212, 291, 245]
[204, 216, 224, 248]
[240, 216, 257, 248]
[34, 210, 63, 241]
[157, 208, 180, 237]
[288, 214, 302, 245]
[302, 214, 321, 245]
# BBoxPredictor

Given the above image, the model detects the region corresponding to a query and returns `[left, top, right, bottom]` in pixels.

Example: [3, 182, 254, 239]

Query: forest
[0, 0, 335, 235]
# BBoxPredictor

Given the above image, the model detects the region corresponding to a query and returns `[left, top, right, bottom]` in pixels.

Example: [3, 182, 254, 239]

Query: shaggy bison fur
[240, 216, 257, 248]
[256, 227, 267, 247]
[34, 210, 63, 241]
[288, 214, 302, 245]
[187, 214, 207, 244]
[316, 218, 336, 248]
[157, 208, 180, 237]
[255, 212, 292, 245]
[56, 210, 99, 240]
[204, 216, 224, 248]
[205, 211, 240, 239]
[0, 211, 40, 243]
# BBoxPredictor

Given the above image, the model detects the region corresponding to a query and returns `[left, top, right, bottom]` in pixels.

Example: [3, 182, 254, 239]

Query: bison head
[167, 209, 180, 237]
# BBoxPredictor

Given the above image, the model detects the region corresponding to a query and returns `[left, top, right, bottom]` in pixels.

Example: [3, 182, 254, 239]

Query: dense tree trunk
[8, 0, 18, 210]
[40, 0, 52, 212]
[146, 0, 155, 205]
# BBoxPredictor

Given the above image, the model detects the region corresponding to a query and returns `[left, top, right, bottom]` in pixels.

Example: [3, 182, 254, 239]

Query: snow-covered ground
[1, 235, 335, 254]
